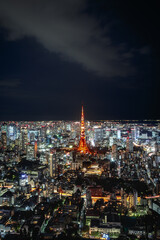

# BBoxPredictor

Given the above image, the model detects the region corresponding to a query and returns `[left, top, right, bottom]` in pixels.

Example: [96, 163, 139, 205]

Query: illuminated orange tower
[77, 106, 90, 154]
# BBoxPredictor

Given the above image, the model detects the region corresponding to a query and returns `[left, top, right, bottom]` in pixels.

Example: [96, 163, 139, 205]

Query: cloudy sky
[0, 0, 159, 120]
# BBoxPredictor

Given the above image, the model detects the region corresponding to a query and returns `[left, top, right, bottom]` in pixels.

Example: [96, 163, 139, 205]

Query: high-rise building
[1, 122, 8, 134]
[126, 131, 133, 152]
[117, 130, 121, 139]
[28, 130, 39, 142]
[26, 144, 35, 160]
[109, 136, 114, 147]
[8, 124, 17, 140]
[112, 144, 117, 161]
[94, 127, 103, 142]
[156, 181, 160, 195]
[154, 142, 160, 154]
[19, 173, 29, 186]
[49, 150, 56, 177]
[49, 153, 53, 177]
[66, 123, 71, 131]
[1, 132, 7, 149]
[126, 138, 133, 153]
[29, 131, 35, 142]
[40, 126, 46, 141]
[20, 127, 28, 151]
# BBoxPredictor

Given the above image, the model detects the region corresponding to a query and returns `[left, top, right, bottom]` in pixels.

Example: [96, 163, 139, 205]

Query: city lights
[0, 110, 160, 239]
[0, 0, 159, 239]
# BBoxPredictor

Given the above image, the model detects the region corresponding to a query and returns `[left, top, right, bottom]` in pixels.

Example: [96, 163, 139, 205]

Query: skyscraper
[26, 144, 35, 160]
[49, 152, 53, 177]
[49, 150, 56, 177]
[126, 136, 133, 153]
[1, 132, 7, 149]
[112, 144, 118, 161]
[20, 127, 28, 151]
[8, 124, 17, 140]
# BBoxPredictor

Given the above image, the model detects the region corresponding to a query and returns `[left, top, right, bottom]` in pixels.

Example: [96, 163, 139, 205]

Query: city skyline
[0, 106, 160, 239]
[0, 1, 160, 120]
[0, 2, 160, 239]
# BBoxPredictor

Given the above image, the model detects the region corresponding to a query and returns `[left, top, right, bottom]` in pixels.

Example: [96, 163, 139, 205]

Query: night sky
[0, 0, 159, 121]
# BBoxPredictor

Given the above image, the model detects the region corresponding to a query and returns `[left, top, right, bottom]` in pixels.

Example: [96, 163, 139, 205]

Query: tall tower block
[77, 106, 90, 154]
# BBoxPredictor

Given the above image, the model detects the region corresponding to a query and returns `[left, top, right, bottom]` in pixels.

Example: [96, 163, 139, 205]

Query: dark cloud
[0, 1, 159, 121]
[0, 0, 138, 78]
[0, 79, 21, 87]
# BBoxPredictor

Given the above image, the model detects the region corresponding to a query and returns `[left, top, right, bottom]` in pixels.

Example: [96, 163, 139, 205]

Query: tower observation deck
[77, 106, 90, 154]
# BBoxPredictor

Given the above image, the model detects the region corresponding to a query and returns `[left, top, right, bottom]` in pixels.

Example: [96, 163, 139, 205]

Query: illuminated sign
[21, 173, 27, 179]
[102, 233, 110, 239]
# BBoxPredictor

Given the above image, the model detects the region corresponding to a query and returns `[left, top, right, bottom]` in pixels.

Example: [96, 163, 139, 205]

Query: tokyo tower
[77, 105, 90, 154]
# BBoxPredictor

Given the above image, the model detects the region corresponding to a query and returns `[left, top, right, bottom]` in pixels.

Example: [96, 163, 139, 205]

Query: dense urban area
[0, 110, 160, 239]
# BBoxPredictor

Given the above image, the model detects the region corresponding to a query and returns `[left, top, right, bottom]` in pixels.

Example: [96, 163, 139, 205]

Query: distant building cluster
[0, 116, 160, 239]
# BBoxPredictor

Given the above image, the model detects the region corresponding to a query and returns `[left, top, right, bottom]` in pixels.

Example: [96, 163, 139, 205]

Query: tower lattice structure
[77, 106, 90, 154]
